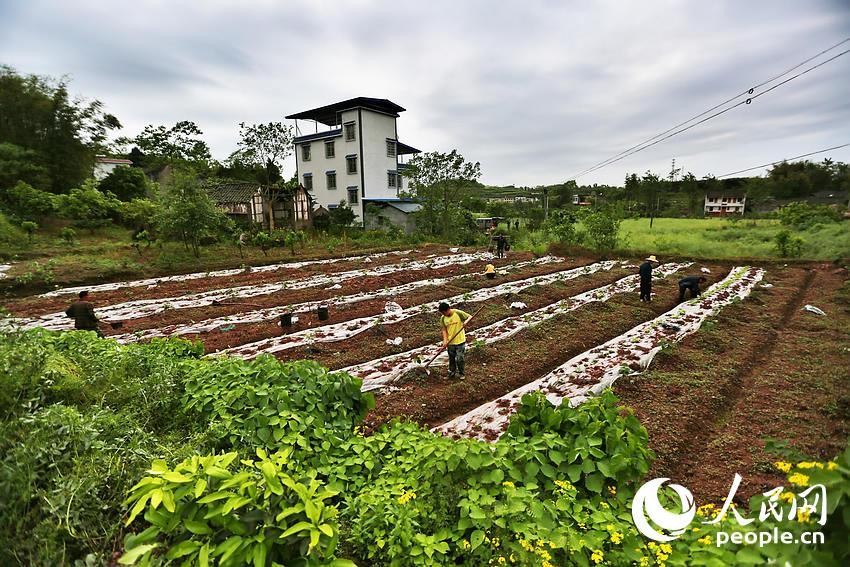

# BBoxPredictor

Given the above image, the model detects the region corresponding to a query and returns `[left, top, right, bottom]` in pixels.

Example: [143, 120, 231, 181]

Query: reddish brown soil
[181, 258, 610, 352]
[614, 266, 850, 502]
[360, 263, 727, 433]
[2, 244, 453, 316]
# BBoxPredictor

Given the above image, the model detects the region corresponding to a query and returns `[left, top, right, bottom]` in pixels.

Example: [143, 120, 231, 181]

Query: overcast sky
[2, 0, 849, 187]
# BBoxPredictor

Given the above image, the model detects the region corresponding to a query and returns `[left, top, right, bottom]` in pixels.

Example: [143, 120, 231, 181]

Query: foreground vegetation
[1, 330, 848, 566]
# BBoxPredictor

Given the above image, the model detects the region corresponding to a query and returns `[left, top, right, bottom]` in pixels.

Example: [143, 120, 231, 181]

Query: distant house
[364, 199, 422, 234]
[704, 191, 746, 216]
[206, 182, 313, 229]
[572, 194, 593, 206]
[93, 156, 132, 180]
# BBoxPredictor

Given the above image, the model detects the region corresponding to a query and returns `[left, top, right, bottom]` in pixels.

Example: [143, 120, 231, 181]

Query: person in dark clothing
[678, 275, 707, 303]
[494, 235, 506, 258]
[65, 291, 103, 336]
[639, 255, 659, 302]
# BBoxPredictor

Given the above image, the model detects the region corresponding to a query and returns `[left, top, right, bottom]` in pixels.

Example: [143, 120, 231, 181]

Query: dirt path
[614, 266, 850, 502]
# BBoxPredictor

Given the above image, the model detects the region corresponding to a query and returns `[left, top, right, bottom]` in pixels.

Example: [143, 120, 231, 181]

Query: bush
[581, 207, 622, 252]
[778, 201, 842, 229]
[545, 209, 580, 244]
[98, 166, 148, 201]
[0, 211, 24, 244]
[1, 181, 55, 220]
[20, 220, 38, 242]
[54, 179, 122, 229]
[119, 198, 162, 231]
[775, 230, 803, 257]
[59, 226, 76, 245]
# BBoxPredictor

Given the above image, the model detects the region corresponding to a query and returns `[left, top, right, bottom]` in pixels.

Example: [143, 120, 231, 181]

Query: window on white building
[302, 144, 311, 161]
[326, 171, 336, 190]
[388, 171, 397, 188]
[386, 139, 396, 157]
[325, 140, 335, 158]
[346, 155, 357, 174]
[347, 187, 359, 205]
[303, 173, 313, 190]
[344, 122, 356, 142]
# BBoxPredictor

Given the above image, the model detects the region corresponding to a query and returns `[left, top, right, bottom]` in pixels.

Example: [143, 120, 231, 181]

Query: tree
[0, 66, 121, 192]
[21, 221, 38, 242]
[545, 209, 580, 244]
[680, 172, 701, 218]
[328, 201, 356, 231]
[54, 180, 121, 229]
[230, 122, 295, 230]
[117, 121, 211, 168]
[580, 207, 622, 253]
[402, 149, 481, 238]
[154, 171, 233, 257]
[0, 143, 49, 190]
[1, 181, 56, 220]
[98, 166, 148, 201]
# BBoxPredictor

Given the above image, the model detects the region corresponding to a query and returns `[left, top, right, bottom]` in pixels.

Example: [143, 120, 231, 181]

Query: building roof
[286, 97, 406, 126]
[95, 156, 133, 164]
[206, 183, 261, 204]
[294, 128, 342, 144]
[705, 190, 747, 199]
[397, 141, 421, 155]
[364, 198, 422, 214]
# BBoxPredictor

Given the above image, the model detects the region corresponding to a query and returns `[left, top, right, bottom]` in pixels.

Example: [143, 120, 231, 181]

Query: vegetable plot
[36, 250, 414, 298]
[4, 252, 493, 331]
[433, 266, 765, 441]
[110, 256, 563, 343]
[344, 262, 692, 391]
[222, 260, 618, 359]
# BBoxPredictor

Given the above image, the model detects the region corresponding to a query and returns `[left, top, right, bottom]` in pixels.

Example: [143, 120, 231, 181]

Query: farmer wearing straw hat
[639, 255, 659, 302]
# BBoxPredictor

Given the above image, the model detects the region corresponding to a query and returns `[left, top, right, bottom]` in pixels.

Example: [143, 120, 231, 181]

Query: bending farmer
[438, 301, 471, 379]
[65, 290, 103, 337]
[678, 275, 707, 303]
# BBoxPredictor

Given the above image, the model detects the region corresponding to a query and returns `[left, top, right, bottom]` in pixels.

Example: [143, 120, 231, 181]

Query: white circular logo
[631, 477, 696, 542]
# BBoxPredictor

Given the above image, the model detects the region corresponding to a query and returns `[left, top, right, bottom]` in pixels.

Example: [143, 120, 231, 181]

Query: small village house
[93, 156, 132, 180]
[206, 182, 312, 230]
[704, 191, 746, 216]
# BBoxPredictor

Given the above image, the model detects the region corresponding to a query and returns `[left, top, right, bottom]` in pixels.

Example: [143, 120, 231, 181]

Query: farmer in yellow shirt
[438, 302, 472, 379]
[483, 263, 496, 280]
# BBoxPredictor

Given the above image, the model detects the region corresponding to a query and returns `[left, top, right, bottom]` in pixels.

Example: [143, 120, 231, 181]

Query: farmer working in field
[493, 234, 507, 258]
[65, 290, 103, 337]
[678, 275, 707, 303]
[639, 255, 658, 302]
[483, 263, 496, 280]
[438, 302, 472, 379]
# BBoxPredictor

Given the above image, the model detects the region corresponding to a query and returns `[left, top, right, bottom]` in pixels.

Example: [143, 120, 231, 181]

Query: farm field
[1, 245, 849, 565]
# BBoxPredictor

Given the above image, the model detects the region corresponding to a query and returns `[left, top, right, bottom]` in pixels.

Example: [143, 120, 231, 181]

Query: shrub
[59, 226, 77, 245]
[545, 209, 580, 244]
[20, 220, 38, 242]
[119, 198, 162, 230]
[775, 230, 803, 257]
[54, 179, 122, 229]
[581, 207, 622, 252]
[778, 201, 841, 229]
[98, 166, 148, 201]
[1, 181, 56, 220]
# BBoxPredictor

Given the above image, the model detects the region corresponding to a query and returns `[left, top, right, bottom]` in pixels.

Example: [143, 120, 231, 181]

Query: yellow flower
[502, 481, 515, 488]
[659, 543, 672, 554]
[698, 535, 712, 545]
[610, 532, 623, 544]
[460, 539, 471, 550]
[607, 485, 617, 496]
[796, 462, 824, 470]
[600, 502, 609, 509]
[788, 473, 810, 487]
[647, 542, 657, 549]
[691, 527, 700, 532]
[827, 462, 838, 471]
[779, 491, 796, 503]
[774, 461, 792, 473]
[639, 556, 650, 567]
[590, 549, 604, 564]
[797, 509, 812, 523]
[397, 490, 417, 504]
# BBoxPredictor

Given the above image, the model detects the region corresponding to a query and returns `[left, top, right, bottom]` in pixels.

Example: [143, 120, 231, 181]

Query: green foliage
[54, 179, 122, 229]
[1, 181, 56, 220]
[229, 122, 294, 186]
[0, 66, 121, 192]
[120, 451, 346, 567]
[0, 210, 24, 244]
[13, 259, 57, 287]
[580, 207, 622, 252]
[116, 121, 211, 169]
[119, 198, 163, 231]
[154, 171, 233, 257]
[251, 231, 274, 255]
[99, 166, 149, 201]
[777, 201, 842, 229]
[545, 209, 580, 244]
[774, 230, 804, 257]
[20, 220, 38, 242]
[327, 202, 357, 232]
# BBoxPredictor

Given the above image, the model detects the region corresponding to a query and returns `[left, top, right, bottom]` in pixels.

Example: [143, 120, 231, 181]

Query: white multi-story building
[704, 192, 746, 216]
[287, 97, 420, 223]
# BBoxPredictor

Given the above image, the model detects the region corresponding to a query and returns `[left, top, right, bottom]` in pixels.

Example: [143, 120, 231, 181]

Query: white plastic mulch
[223, 260, 617, 359]
[343, 263, 692, 392]
[109, 256, 562, 342]
[0, 264, 10, 279]
[36, 250, 414, 298]
[4, 252, 493, 331]
[432, 266, 765, 441]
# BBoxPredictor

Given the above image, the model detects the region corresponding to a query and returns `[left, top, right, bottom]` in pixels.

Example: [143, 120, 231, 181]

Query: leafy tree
[154, 171, 233, 257]
[1, 181, 56, 220]
[580, 207, 622, 252]
[54, 179, 121, 229]
[20, 221, 38, 242]
[328, 201, 356, 231]
[777, 201, 841, 229]
[775, 230, 803, 257]
[680, 172, 702, 217]
[0, 143, 49, 190]
[98, 166, 148, 201]
[402, 149, 481, 238]
[229, 122, 295, 229]
[116, 121, 211, 168]
[251, 231, 274, 256]
[545, 209, 580, 244]
[0, 66, 121, 192]
[59, 226, 76, 246]
[118, 198, 162, 231]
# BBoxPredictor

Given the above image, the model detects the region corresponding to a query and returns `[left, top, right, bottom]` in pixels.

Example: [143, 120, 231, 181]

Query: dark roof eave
[286, 97, 406, 126]
[397, 141, 421, 155]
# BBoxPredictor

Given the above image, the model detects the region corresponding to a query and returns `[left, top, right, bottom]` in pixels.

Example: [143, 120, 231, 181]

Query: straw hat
[646, 255, 658, 263]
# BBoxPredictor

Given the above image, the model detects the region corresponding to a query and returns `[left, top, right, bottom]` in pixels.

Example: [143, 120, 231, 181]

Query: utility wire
[566, 37, 850, 181]
[715, 143, 850, 178]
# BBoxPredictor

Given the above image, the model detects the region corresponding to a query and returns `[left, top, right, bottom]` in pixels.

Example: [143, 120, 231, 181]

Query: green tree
[229, 122, 295, 229]
[329, 201, 356, 231]
[545, 209, 579, 244]
[20, 221, 38, 242]
[54, 180, 121, 229]
[402, 149, 481, 238]
[680, 172, 702, 217]
[0, 143, 49, 190]
[155, 171, 233, 257]
[98, 166, 148, 201]
[1, 181, 56, 220]
[116, 121, 211, 168]
[580, 207, 622, 252]
[0, 66, 121, 192]
[118, 198, 162, 231]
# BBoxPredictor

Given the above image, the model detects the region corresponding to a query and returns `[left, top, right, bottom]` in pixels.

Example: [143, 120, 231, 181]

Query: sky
[2, 0, 849, 187]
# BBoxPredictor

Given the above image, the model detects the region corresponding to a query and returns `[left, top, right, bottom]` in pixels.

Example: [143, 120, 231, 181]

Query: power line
[715, 143, 850, 178]
[566, 37, 850, 181]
